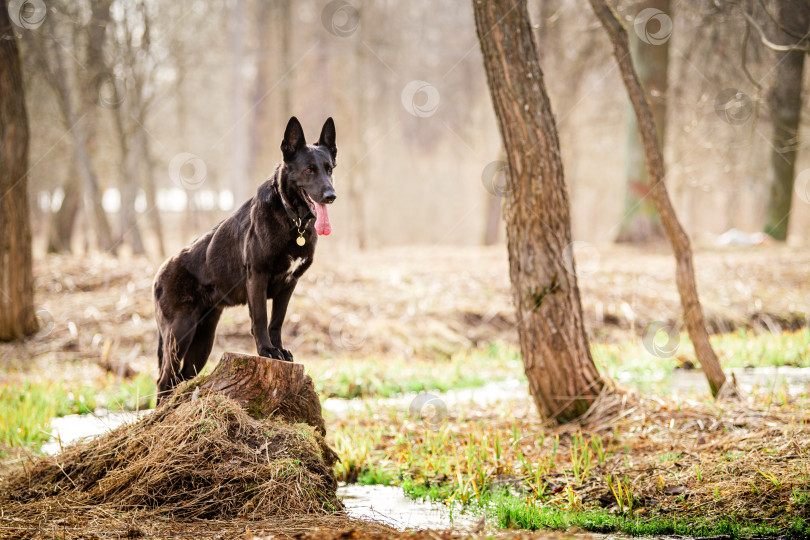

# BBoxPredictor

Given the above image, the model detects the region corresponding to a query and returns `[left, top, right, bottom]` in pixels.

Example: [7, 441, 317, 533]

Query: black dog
[153, 117, 337, 402]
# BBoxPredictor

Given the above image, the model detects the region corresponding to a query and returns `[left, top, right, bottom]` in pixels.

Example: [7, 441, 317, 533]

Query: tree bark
[589, 0, 729, 397]
[763, 1, 810, 241]
[472, 0, 604, 422]
[278, 0, 292, 117]
[483, 193, 501, 245]
[112, 100, 145, 255]
[47, 158, 81, 253]
[247, 0, 273, 184]
[139, 124, 165, 257]
[0, 2, 38, 341]
[177, 352, 327, 436]
[616, 0, 670, 243]
[229, 0, 249, 205]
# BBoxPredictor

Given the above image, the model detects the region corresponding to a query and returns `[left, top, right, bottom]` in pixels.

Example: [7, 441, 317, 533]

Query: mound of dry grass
[1, 392, 341, 521]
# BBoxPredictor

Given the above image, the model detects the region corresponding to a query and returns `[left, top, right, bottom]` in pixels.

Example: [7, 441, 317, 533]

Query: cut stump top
[184, 352, 326, 436]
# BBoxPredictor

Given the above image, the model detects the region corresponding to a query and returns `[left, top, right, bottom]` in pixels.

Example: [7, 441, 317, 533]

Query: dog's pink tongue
[315, 203, 331, 236]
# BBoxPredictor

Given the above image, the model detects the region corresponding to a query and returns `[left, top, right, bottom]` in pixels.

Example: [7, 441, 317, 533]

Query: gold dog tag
[296, 236, 306, 246]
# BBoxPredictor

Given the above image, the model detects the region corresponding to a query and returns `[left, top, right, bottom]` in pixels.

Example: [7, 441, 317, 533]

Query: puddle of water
[620, 366, 810, 397]
[41, 409, 150, 455]
[322, 378, 528, 417]
[339, 483, 481, 531]
[324, 366, 810, 422]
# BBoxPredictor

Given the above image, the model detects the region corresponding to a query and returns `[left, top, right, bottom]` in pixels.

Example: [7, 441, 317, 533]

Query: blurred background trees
[11, 0, 810, 257]
[615, 0, 670, 243]
[760, 0, 810, 241]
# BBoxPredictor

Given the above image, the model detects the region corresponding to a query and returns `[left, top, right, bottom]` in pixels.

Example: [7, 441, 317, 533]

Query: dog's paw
[258, 346, 284, 360]
[280, 349, 294, 362]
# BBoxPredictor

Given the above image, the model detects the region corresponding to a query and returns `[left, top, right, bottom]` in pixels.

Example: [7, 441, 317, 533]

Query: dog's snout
[322, 191, 336, 204]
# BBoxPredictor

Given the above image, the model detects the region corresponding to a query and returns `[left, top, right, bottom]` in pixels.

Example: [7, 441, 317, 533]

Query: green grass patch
[0, 382, 60, 447]
[715, 328, 810, 369]
[317, 329, 807, 399]
[310, 342, 522, 399]
[357, 467, 397, 486]
[0, 373, 157, 450]
[493, 492, 809, 537]
[592, 328, 810, 391]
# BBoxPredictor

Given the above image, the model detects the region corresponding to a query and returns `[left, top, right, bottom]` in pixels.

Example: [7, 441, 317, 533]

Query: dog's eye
[325, 166, 332, 174]
[305, 168, 314, 174]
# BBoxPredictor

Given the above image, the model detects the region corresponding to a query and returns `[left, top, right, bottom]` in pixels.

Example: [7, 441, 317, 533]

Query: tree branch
[738, 3, 810, 52]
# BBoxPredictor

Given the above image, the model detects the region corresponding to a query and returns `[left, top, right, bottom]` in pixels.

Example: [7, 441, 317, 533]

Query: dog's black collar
[274, 175, 314, 227]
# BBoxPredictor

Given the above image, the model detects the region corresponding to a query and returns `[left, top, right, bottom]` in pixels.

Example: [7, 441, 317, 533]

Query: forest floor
[0, 244, 809, 538]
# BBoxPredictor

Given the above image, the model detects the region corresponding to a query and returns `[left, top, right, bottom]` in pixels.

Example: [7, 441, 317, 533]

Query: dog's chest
[287, 256, 306, 276]
[279, 255, 310, 283]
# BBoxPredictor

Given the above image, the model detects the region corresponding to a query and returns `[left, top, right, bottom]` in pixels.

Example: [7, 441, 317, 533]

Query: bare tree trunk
[229, 0, 249, 204]
[483, 194, 501, 245]
[589, 0, 729, 397]
[0, 2, 38, 340]
[173, 64, 199, 240]
[47, 158, 81, 253]
[139, 125, 165, 257]
[278, 0, 292, 116]
[71, 105, 116, 253]
[346, 3, 368, 249]
[112, 100, 144, 255]
[763, 1, 810, 241]
[473, 0, 604, 422]
[80, 0, 116, 252]
[616, 0, 670, 243]
[248, 0, 272, 183]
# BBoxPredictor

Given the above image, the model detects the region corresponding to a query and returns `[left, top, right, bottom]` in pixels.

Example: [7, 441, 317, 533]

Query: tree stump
[175, 352, 327, 436]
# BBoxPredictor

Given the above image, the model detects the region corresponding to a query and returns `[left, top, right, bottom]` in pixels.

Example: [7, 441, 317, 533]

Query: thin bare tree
[589, 0, 730, 397]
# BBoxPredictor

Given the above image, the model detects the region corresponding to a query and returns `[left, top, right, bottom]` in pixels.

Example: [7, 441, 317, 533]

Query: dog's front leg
[269, 284, 296, 362]
[246, 270, 281, 360]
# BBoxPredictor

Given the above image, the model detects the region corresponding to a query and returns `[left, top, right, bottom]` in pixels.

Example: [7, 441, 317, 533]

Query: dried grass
[553, 383, 810, 520]
[4, 246, 808, 386]
[0, 392, 341, 522]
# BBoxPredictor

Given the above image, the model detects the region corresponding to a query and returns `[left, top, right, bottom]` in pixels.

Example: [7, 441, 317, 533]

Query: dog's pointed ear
[316, 117, 337, 159]
[281, 117, 307, 161]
